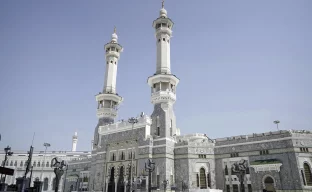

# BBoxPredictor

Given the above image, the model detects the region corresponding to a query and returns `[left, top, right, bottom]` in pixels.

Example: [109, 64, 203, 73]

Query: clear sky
[0, 0, 311, 152]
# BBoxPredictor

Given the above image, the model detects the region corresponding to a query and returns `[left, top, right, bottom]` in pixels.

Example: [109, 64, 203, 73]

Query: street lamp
[40, 143, 51, 183]
[1, 146, 14, 183]
[145, 159, 155, 192]
[128, 117, 138, 192]
[273, 120, 280, 130]
[51, 157, 67, 192]
[231, 160, 248, 192]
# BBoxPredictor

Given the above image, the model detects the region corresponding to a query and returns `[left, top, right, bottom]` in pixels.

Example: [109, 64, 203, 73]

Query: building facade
[62, 4, 312, 192]
[0, 132, 91, 192]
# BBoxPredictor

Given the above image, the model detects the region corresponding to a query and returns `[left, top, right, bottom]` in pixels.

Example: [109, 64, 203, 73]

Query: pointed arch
[262, 175, 276, 192]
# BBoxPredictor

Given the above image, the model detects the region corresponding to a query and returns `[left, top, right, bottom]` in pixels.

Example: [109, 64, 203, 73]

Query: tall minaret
[72, 131, 78, 152]
[147, 1, 179, 188]
[148, 1, 179, 138]
[93, 28, 123, 147]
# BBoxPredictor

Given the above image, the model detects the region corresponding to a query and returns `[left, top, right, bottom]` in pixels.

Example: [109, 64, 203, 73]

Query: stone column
[114, 178, 118, 192]
[105, 178, 109, 192]
[124, 180, 127, 192]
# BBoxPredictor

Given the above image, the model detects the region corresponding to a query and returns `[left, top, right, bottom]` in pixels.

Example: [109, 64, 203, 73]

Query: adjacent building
[0, 132, 91, 192]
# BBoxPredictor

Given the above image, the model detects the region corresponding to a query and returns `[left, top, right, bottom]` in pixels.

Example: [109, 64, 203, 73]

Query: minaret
[93, 28, 123, 147]
[148, 1, 179, 138]
[147, 1, 179, 188]
[72, 131, 78, 152]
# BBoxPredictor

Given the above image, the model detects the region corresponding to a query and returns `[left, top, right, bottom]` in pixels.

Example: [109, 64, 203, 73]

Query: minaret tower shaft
[96, 28, 123, 120]
[147, 2, 179, 189]
[72, 131, 78, 152]
[93, 28, 123, 146]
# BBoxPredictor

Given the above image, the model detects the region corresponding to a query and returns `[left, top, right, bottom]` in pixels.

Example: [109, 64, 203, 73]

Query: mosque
[65, 3, 312, 192]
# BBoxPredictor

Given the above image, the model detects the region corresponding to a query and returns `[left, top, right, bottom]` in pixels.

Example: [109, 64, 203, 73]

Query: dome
[159, 8, 167, 18]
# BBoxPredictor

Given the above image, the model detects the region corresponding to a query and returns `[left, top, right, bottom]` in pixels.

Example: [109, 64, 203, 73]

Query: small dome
[111, 33, 118, 43]
[159, 8, 167, 18]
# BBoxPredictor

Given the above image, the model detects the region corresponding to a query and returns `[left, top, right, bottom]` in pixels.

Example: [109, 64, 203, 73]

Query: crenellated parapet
[98, 115, 152, 135]
[215, 129, 312, 146]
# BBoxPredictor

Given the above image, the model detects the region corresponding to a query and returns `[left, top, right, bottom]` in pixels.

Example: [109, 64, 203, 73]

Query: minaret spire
[162, 0, 164, 8]
[114, 26, 116, 34]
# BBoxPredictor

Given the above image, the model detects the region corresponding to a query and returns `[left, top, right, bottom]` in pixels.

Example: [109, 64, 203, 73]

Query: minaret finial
[162, 0, 164, 8]
[114, 26, 116, 34]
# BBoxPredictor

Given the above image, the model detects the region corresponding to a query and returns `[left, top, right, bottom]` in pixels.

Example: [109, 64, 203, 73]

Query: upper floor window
[260, 150, 269, 155]
[120, 151, 125, 160]
[199, 155, 206, 159]
[230, 153, 239, 157]
[111, 153, 116, 161]
[300, 147, 309, 152]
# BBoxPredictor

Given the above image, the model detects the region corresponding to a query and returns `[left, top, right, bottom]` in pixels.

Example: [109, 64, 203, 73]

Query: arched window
[20, 161, 23, 167]
[46, 162, 49, 167]
[119, 166, 124, 181]
[10, 161, 13, 166]
[14, 161, 17, 166]
[43, 178, 49, 191]
[304, 163, 312, 186]
[224, 165, 228, 175]
[33, 161, 36, 167]
[199, 168, 207, 189]
[37, 162, 40, 167]
[52, 178, 56, 190]
[110, 167, 115, 183]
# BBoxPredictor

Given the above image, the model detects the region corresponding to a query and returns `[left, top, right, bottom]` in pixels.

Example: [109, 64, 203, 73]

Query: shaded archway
[52, 178, 56, 190]
[304, 163, 312, 186]
[43, 178, 49, 191]
[199, 168, 207, 189]
[264, 176, 275, 192]
[108, 167, 115, 192]
[117, 166, 125, 192]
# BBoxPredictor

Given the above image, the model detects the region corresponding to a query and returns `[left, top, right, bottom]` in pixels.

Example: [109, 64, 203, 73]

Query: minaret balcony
[151, 89, 176, 104]
[105, 51, 120, 59]
[155, 27, 172, 36]
[97, 107, 118, 118]
[95, 93, 123, 104]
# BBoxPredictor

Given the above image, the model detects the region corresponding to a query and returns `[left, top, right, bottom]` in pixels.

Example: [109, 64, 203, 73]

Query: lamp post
[145, 159, 155, 192]
[62, 165, 69, 192]
[162, 180, 168, 192]
[51, 157, 67, 192]
[273, 120, 280, 130]
[181, 181, 187, 192]
[128, 117, 138, 192]
[40, 143, 51, 182]
[1, 146, 14, 183]
[231, 160, 248, 192]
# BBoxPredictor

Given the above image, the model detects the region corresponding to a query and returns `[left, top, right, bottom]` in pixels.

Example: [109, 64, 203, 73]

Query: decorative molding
[250, 163, 282, 173]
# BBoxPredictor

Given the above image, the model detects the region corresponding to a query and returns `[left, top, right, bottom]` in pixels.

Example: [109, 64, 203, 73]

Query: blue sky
[0, 0, 311, 152]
